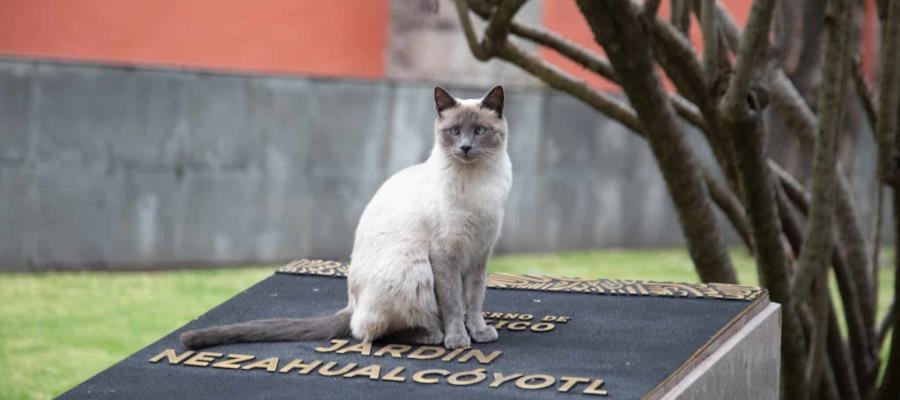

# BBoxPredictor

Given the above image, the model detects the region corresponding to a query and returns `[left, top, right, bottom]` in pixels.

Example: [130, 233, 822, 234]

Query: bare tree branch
[574, 0, 738, 285]
[770, 69, 817, 147]
[671, 0, 692, 34]
[641, 10, 744, 197]
[729, 113, 808, 399]
[807, 275, 831, 395]
[880, 300, 896, 348]
[459, 0, 754, 259]
[701, 0, 719, 87]
[775, 153, 877, 390]
[720, 0, 776, 117]
[455, 1, 642, 132]
[482, 0, 527, 54]
[704, 168, 755, 252]
[453, 0, 490, 60]
[747, 14, 878, 363]
[769, 65, 878, 355]
[770, 159, 811, 214]
[836, 171, 877, 332]
[464, 0, 617, 82]
[876, 0, 900, 187]
[852, 57, 878, 133]
[506, 20, 617, 81]
[877, 2, 900, 397]
[643, 0, 662, 18]
[710, 3, 810, 396]
[829, 307, 863, 400]
[643, 13, 708, 106]
[774, 177, 804, 259]
[778, 178, 862, 400]
[670, 94, 709, 130]
[495, 41, 644, 133]
[715, 2, 742, 52]
[820, 355, 843, 400]
[467, 2, 717, 136]
[871, 183, 884, 330]
[882, 192, 900, 399]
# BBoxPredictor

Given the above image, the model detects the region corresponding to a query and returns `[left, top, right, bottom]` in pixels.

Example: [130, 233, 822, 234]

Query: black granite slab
[60, 271, 764, 400]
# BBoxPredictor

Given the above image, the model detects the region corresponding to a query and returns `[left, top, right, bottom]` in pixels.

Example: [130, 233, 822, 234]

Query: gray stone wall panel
[32, 161, 119, 267]
[34, 64, 187, 171]
[0, 168, 37, 268]
[0, 58, 885, 270]
[0, 62, 34, 164]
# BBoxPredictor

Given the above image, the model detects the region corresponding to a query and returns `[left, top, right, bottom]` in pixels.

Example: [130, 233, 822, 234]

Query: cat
[180, 85, 512, 350]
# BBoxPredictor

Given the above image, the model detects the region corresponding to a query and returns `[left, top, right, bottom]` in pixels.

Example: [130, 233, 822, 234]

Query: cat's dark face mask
[434, 86, 506, 164]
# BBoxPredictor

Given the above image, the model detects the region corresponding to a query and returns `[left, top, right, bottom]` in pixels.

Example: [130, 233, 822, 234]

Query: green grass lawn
[0, 249, 895, 399]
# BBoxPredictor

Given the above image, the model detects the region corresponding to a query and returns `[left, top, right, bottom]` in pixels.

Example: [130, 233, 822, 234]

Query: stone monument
[60, 259, 780, 399]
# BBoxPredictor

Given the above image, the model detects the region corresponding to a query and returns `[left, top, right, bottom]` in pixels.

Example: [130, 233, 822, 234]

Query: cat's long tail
[179, 309, 352, 349]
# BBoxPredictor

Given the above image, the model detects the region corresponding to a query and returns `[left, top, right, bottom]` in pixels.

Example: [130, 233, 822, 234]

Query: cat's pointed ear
[434, 87, 458, 116]
[480, 85, 504, 118]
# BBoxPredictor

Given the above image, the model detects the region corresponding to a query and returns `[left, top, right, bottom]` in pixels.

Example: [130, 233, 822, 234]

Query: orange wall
[0, 0, 390, 79]
[0, 1, 876, 85]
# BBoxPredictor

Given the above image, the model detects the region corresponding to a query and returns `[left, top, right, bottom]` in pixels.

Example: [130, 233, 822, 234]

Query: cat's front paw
[417, 330, 444, 345]
[443, 332, 472, 349]
[469, 325, 498, 343]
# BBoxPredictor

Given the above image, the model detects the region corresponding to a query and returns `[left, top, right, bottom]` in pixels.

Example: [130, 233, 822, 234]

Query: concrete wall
[0, 58, 883, 270]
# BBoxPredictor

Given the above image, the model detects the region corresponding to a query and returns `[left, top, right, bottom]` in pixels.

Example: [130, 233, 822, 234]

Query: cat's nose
[460, 145, 472, 154]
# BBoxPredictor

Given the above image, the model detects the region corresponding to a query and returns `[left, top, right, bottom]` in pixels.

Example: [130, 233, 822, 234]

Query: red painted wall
[0, 0, 390, 79]
[540, 0, 751, 92]
[0, 1, 876, 84]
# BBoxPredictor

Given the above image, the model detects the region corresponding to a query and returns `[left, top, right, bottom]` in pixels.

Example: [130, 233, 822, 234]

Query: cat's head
[433, 85, 508, 165]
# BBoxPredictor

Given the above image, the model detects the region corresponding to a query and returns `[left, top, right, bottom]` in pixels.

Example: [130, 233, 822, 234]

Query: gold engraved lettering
[489, 372, 523, 388]
[583, 379, 608, 396]
[149, 349, 194, 364]
[506, 321, 530, 331]
[407, 346, 446, 360]
[530, 322, 556, 332]
[381, 366, 407, 382]
[515, 374, 556, 390]
[556, 316, 570, 323]
[183, 351, 223, 367]
[494, 320, 510, 329]
[558, 376, 591, 392]
[279, 359, 322, 374]
[411, 369, 450, 384]
[441, 347, 466, 362]
[315, 339, 348, 353]
[278, 260, 765, 301]
[374, 343, 412, 358]
[241, 357, 279, 372]
[457, 349, 502, 364]
[336, 342, 372, 356]
[343, 364, 381, 380]
[211, 354, 254, 369]
[318, 361, 358, 376]
[447, 368, 487, 386]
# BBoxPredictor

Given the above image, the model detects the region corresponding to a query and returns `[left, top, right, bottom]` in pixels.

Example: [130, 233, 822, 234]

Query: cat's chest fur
[428, 158, 512, 264]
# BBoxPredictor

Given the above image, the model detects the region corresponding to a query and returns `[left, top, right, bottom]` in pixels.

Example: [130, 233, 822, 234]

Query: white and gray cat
[181, 85, 512, 350]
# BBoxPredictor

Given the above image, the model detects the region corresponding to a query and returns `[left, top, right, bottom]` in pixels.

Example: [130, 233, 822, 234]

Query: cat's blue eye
[451, 126, 460, 135]
[474, 126, 486, 135]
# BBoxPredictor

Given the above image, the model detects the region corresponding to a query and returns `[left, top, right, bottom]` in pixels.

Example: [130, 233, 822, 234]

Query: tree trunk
[573, 0, 737, 284]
